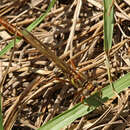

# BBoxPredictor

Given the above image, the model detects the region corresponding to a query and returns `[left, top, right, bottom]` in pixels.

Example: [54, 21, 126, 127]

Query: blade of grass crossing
[38, 73, 130, 130]
[0, 0, 56, 57]
[104, 0, 116, 96]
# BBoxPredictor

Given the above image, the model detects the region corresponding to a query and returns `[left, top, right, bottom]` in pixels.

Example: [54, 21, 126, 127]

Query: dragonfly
[0, 17, 103, 104]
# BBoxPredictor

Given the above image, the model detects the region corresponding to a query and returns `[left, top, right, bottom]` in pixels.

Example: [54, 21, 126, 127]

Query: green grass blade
[0, 0, 56, 57]
[104, 0, 114, 53]
[38, 73, 130, 130]
[26, 0, 56, 32]
[0, 39, 20, 57]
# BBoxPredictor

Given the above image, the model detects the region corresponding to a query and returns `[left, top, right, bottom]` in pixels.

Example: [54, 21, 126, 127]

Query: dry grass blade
[0, 17, 23, 37]
[3, 76, 42, 130]
[0, 17, 77, 80]
[64, 0, 82, 58]
[102, 91, 129, 130]
[0, 0, 28, 17]
[85, 106, 113, 130]
[21, 29, 74, 77]
[123, 0, 130, 6]
[0, 1, 130, 129]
